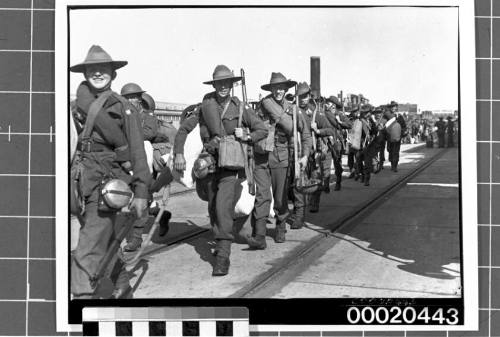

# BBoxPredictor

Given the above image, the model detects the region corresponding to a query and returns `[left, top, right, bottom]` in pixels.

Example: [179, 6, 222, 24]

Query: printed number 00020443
[346, 307, 459, 325]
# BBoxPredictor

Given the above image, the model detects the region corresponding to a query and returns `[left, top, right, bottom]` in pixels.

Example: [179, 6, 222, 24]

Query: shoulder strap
[219, 100, 231, 136]
[238, 102, 244, 128]
[81, 91, 113, 139]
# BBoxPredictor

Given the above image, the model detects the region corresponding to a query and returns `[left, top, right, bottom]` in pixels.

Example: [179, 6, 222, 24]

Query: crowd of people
[384, 114, 458, 148]
[69, 45, 444, 299]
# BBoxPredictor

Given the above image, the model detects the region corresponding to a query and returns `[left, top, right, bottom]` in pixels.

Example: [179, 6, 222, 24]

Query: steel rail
[231, 148, 449, 298]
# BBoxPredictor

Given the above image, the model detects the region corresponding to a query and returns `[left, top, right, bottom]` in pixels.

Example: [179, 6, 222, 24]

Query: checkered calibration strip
[81, 307, 249, 336]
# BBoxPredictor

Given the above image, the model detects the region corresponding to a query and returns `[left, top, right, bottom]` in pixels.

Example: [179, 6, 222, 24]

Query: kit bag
[218, 102, 246, 170]
[349, 119, 363, 150]
[387, 121, 402, 142]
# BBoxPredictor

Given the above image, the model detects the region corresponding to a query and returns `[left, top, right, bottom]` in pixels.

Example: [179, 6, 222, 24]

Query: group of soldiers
[69, 45, 408, 299]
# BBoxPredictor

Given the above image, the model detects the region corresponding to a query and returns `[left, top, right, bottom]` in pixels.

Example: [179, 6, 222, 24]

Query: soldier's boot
[348, 169, 355, 179]
[246, 234, 267, 250]
[290, 216, 304, 229]
[275, 222, 287, 243]
[158, 210, 172, 237]
[309, 193, 320, 213]
[323, 176, 331, 194]
[110, 269, 132, 299]
[123, 237, 142, 252]
[124, 227, 143, 252]
[391, 162, 398, 172]
[334, 174, 342, 191]
[212, 240, 231, 276]
[212, 255, 230, 276]
[364, 173, 370, 186]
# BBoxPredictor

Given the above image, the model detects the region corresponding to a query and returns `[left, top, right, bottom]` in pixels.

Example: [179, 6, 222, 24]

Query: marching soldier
[120, 83, 157, 252]
[324, 95, 352, 190]
[199, 65, 267, 276]
[356, 105, 380, 186]
[172, 103, 217, 227]
[297, 83, 335, 214]
[248, 72, 311, 248]
[384, 104, 403, 172]
[435, 116, 446, 148]
[121, 83, 159, 142]
[386, 101, 404, 172]
[446, 116, 455, 147]
[70, 45, 151, 299]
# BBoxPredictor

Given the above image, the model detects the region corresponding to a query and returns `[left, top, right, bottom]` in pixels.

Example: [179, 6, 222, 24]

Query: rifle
[240, 68, 255, 196]
[293, 85, 300, 182]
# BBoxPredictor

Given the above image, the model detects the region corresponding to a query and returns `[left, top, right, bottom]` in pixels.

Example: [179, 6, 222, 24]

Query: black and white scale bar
[82, 307, 249, 336]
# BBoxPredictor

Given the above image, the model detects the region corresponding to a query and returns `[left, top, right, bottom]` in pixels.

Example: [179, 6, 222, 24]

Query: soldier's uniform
[323, 96, 352, 190]
[356, 107, 379, 186]
[172, 105, 216, 226]
[435, 117, 446, 148]
[386, 102, 405, 171]
[199, 65, 267, 276]
[250, 73, 311, 247]
[298, 89, 335, 214]
[70, 46, 151, 299]
[446, 116, 455, 147]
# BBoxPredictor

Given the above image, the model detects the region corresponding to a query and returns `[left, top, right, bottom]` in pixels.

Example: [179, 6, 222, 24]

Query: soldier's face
[125, 94, 142, 110]
[391, 106, 398, 113]
[270, 84, 288, 102]
[299, 93, 310, 107]
[326, 102, 335, 111]
[213, 79, 233, 99]
[84, 64, 113, 90]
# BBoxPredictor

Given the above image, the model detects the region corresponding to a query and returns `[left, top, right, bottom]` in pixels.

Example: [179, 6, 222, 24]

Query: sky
[69, 6, 458, 111]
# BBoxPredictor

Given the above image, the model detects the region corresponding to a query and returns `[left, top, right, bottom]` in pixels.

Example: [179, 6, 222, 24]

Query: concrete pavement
[128, 144, 461, 299]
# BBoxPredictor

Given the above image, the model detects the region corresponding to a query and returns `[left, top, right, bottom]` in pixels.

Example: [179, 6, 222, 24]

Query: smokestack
[310, 56, 320, 99]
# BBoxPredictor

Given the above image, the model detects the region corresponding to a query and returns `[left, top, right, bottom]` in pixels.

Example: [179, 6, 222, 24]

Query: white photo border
[55, 0, 477, 332]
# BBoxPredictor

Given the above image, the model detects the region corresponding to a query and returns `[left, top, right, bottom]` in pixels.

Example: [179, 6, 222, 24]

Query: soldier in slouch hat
[295, 83, 335, 215]
[199, 65, 268, 276]
[247, 73, 311, 249]
[324, 95, 352, 191]
[70, 45, 151, 299]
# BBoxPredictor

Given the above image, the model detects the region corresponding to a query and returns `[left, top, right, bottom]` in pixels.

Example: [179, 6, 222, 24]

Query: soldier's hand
[174, 153, 186, 171]
[130, 198, 148, 218]
[234, 127, 244, 139]
[121, 161, 132, 172]
[298, 156, 308, 167]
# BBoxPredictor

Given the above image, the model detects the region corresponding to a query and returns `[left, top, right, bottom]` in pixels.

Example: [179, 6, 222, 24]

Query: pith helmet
[296, 82, 311, 96]
[121, 83, 145, 97]
[261, 72, 297, 91]
[203, 65, 242, 85]
[141, 92, 156, 111]
[389, 100, 398, 107]
[70, 45, 127, 73]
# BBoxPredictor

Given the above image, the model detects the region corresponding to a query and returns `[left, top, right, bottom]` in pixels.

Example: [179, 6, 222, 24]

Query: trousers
[387, 140, 401, 168]
[211, 169, 244, 257]
[71, 193, 128, 297]
[309, 151, 332, 209]
[253, 153, 290, 236]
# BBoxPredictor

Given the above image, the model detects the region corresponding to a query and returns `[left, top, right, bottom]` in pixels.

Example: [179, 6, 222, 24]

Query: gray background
[0, 0, 497, 335]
